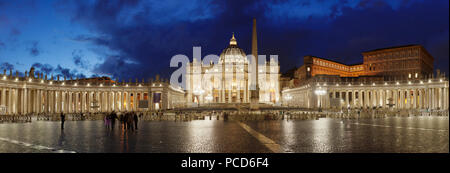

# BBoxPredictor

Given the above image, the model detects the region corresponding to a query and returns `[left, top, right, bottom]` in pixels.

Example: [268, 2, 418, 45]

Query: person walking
[119, 113, 124, 129]
[133, 112, 139, 130]
[60, 112, 65, 129]
[104, 114, 110, 129]
[125, 112, 132, 131]
[110, 111, 117, 130]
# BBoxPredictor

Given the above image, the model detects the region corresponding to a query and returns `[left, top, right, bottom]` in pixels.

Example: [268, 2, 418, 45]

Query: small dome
[219, 33, 247, 64]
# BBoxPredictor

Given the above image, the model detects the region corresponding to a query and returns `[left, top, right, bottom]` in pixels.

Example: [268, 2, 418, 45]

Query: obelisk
[250, 18, 260, 110]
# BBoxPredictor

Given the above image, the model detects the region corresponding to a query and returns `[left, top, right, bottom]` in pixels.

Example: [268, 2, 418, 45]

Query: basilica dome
[219, 33, 248, 64]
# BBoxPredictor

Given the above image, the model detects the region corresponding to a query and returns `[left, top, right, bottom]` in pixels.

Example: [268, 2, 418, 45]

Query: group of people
[104, 111, 140, 131]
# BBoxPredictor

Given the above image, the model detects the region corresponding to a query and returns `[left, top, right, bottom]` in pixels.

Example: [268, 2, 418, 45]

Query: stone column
[445, 87, 449, 110]
[75, 92, 79, 113]
[358, 91, 362, 108]
[430, 88, 434, 109]
[53, 90, 56, 113]
[133, 92, 137, 110]
[440, 87, 444, 109]
[393, 89, 397, 109]
[8, 88, 12, 114]
[55, 90, 59, 113]
[34, 90, 38, 113]
[428, 88, 432, 109]
[118, 91, 122, 111]
[58, 90, 62, 113]
[373, 90, 377, 108]
[21, 88, 26, 114]
[79, 92, 83, 113]
[364, 90, 369, 108]
[68, 92, 72, 113]
[55, 90, 58, 113]
[351, 90, 355, 108]
[112, 91, 115, 111]
[244, 84, 247, 103]
[406, 89, 411, 109]
[107, 91, 110, 112]
[37, 90, 40, 114]
[48, 90, 52, 113]
[122, 91, 126, 111]
[126, 92, 130, 111]
[33, 89, 37, 113]
[237, 89, 241, 103]
[444, 87, 449, 110]
[1, 88, 4, 106]
[365, 90, 369, 108]
[413, 89, 417, 109]
[403, 89, 407, 109]
[44, 90, 48, 114]
[12, 89, 16, 114]
[425, 88, 428, 109]
[418, 89, 422, 109]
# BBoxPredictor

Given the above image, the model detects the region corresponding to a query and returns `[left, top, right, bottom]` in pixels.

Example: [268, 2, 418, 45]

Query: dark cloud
[60, 0, 448, 80]
[32, 62, 53, 74]
[10, 27, 20, 36]
[0, 62, 26, 77]
[28, 41, 40, 57]
[31, 63, 86, 79]
[0, 62, 14, 71]
[91, 55, 139, 81]
[72, 49, 89, 69]
[55, 65, 86, 79]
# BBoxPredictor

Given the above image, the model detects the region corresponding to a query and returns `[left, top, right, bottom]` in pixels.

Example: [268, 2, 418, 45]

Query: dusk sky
[0, 0, 448, 80]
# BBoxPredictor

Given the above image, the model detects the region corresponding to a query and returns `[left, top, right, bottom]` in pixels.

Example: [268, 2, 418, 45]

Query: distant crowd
[104, 111, 142, 131]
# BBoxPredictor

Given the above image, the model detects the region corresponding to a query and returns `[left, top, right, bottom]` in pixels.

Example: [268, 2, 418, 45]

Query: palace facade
[294, 45, 434, 86]
[282, 45, 448, 110]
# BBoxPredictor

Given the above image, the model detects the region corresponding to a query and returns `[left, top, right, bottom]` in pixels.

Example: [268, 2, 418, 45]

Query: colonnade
[324, 87, 448, 109]
[283, 79, 449, 110]
[0, 86, 149, 115]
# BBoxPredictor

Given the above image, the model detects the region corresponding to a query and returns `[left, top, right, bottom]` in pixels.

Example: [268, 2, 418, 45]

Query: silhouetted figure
[126, 112, 134, 131]
[119, 114, 124, 128]
[60, 113, 65, 129]
[104, 114, 110, 129]
[110, 111, 117, 130]
[133, 113, 139, 130]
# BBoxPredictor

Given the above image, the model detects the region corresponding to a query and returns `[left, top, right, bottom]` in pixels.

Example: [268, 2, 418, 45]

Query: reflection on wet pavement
[0, 116, 447, 153]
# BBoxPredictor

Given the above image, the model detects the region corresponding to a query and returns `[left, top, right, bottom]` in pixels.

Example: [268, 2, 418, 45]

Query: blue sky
[0, 0, 448, 80]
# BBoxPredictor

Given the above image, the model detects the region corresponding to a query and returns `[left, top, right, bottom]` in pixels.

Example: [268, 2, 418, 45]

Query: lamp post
[193, 88, 205, 107]
[284, 94, 292, 107]
[205, 94, 213, 107]
[314, 87, 326, 112]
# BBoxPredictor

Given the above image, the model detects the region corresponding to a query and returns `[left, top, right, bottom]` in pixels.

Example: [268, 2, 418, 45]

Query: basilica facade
[185, 33, 280, 106]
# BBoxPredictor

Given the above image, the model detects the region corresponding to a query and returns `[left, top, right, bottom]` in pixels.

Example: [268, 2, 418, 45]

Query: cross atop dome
[229, 32, 237, 46]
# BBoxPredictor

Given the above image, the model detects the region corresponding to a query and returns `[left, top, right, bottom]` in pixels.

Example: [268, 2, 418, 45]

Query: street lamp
[205, 94, 213, 107]
[193, 88, 205, 107]
[284, 94, 292, 107]
[314, 87, 326, 112]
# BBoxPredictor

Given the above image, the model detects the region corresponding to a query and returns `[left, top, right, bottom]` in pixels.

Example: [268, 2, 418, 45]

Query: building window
[408, 73, 412, 78]
[415, 73, 418, 78]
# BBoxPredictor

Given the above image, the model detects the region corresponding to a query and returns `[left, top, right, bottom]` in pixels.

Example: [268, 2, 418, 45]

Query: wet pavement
[0, 116, 448, 153]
